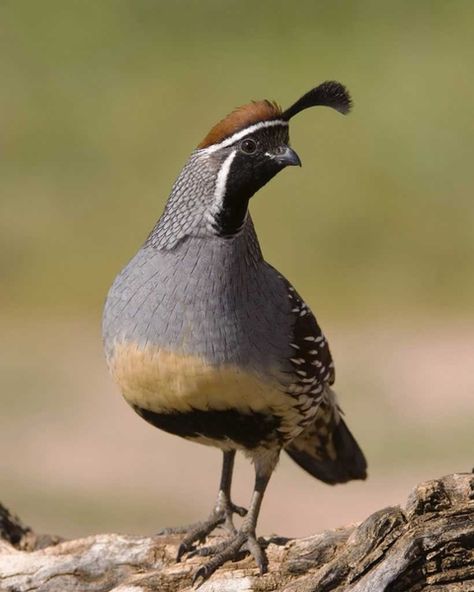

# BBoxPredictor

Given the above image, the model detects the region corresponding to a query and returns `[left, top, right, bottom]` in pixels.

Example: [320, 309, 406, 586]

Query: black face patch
[213, 124, 291, 237]
[133, 405, 281, 449]
[230, 125, 290, 197]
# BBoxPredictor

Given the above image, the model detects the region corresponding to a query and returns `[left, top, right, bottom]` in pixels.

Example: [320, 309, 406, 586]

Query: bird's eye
[240, 138, 257, 154]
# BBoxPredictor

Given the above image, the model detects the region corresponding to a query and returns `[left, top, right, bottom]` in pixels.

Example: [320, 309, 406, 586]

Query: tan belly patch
[108, 340, 298, 421]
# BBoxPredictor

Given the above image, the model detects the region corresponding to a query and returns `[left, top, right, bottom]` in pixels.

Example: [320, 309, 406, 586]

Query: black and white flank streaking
[102, 81, 366, 584]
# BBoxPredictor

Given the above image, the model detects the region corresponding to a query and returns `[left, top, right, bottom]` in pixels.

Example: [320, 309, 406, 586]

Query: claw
[192, 565, 208, 588]
[177, 541, 193, 563]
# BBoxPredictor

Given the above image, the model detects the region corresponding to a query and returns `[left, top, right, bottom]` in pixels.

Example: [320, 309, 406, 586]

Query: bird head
[152, 82, 352, 247]
[195, 81, 351, 236]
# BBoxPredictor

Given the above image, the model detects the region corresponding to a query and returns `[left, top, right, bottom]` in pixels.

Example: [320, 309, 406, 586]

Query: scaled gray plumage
[103, 81, 367, 583]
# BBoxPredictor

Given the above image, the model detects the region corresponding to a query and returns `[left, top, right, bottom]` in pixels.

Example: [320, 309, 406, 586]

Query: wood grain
[1, 473, 473, 591]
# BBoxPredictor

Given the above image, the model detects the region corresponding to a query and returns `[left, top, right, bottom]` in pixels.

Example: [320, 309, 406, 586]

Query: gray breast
[103, 224, 294, 378]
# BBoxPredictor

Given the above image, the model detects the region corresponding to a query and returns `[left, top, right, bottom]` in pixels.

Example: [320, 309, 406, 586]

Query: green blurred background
[1, 1, 473, 539]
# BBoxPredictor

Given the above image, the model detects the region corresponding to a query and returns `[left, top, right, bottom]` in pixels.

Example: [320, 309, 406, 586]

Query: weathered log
[1, 473, 473, 592]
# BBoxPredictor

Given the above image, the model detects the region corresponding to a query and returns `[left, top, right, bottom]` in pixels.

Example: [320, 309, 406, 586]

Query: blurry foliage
[1, 0, 473, 317]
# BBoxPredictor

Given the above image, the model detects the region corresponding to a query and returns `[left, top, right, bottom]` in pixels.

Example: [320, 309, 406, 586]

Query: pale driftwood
[1, 473, 473, 592]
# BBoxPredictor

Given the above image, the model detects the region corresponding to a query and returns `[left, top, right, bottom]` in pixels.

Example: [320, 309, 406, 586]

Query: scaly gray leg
[159, 451, 246, 561]
[192, 451, 278, 586]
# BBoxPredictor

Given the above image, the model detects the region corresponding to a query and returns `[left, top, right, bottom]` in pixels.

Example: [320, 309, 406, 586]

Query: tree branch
[1, 473, 473, 591]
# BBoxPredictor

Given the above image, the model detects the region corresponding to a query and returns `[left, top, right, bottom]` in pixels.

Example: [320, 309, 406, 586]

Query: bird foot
[170, 501, 247, 562]
[192, 529, 268, 587]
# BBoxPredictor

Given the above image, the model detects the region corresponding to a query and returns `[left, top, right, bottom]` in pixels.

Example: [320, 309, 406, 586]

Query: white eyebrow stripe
[198, 119, 288, 154]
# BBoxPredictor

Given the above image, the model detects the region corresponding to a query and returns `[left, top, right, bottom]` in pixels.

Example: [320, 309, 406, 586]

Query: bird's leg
[214, 449, 247, 533]
[170, 450, 246, 561]
[192, 452, 277, 586]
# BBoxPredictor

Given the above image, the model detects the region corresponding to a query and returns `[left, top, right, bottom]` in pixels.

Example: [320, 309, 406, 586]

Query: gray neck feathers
[147, 150, 244, 250]
[144, 150, 262, 269]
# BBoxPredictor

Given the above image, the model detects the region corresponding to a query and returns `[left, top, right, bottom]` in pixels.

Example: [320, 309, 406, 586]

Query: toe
[156, 525, 189, 536]
[191, 534, 244, 583]
[188, 538, 230, 558]
[190, 530, 267, 582]
[175, 514, 225, 561]
[245, 536, 268, 574]
[231, 503, 248, 517]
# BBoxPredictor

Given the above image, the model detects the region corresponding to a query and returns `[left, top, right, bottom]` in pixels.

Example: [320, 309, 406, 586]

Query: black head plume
[282, 81, 352, 121]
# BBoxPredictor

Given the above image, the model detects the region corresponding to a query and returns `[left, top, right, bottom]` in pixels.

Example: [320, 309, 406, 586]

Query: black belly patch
[132, 405, 281, 449]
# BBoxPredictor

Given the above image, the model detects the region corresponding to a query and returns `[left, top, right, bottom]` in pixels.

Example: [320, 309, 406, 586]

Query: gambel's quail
[103, 81, 367, 583]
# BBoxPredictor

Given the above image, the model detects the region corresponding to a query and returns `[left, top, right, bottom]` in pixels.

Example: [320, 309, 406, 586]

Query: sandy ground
[0, 314, 472, 539]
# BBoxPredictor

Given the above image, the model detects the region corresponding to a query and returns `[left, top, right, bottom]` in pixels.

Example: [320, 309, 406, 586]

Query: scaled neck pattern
[146, 151, 261, 263]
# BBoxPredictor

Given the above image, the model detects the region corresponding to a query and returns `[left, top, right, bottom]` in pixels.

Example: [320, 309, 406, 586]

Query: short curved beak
[275, 145, 302, 168]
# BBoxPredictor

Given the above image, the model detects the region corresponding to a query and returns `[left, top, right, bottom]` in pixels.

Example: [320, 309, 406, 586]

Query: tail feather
[285, 416, 367, 485]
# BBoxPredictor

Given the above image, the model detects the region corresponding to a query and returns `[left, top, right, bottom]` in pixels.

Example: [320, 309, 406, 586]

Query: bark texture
[1, 473, 473, 592]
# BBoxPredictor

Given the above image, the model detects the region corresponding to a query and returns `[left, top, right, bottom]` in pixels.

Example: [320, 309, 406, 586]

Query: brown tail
[285, 416, 367, 485]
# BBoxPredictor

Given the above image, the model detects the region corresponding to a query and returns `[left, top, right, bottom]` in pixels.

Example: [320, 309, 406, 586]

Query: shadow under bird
[102, 81, 367, 584]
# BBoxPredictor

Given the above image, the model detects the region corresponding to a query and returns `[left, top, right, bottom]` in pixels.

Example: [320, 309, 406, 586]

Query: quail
[102, 81, 367, 584]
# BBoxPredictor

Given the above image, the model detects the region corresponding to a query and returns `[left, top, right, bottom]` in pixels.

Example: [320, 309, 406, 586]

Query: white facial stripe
[200, 119, 288, 154]
[213, 149, 237, 212]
